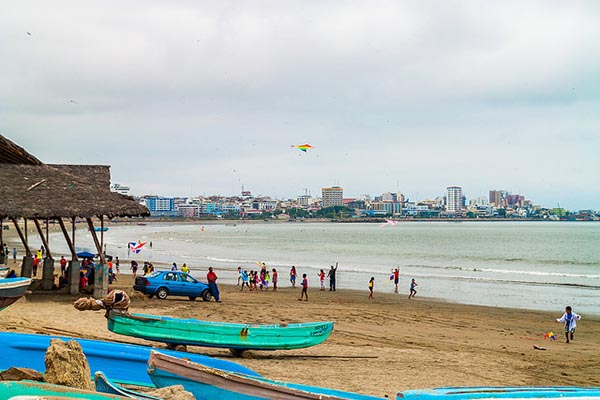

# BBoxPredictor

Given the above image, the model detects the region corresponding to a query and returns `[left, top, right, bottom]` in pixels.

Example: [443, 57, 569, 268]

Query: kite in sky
[291, 144, 314, 152]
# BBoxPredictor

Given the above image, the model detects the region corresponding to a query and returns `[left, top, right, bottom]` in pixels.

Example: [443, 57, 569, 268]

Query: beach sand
[1, 265, 599, 398]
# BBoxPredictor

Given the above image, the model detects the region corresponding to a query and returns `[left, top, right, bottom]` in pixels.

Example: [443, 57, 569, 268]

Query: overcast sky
[1, 1, 599, 209]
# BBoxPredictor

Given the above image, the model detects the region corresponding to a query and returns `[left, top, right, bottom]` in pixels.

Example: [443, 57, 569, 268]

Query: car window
[164, 272, 178, 281]
[179, 273, 197, 283]
[146, 271, 161, 279]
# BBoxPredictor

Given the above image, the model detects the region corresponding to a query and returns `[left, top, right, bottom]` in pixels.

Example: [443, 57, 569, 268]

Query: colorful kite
[291, 144, 314, 152]
[544, 331, 556, 340]
[128, 241, 147, 254]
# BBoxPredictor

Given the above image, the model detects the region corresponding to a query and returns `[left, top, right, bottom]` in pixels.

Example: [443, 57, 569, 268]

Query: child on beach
[299, 273, 308, 301]
[368, 277, 374, 299]
[408, 278, 417, 299]
[318, 269, 325, 290]
[290, 266, 297, 287]
[556, 306, 581, 343]
[240, 270, 249, 291]
[272, 268, 278, 291]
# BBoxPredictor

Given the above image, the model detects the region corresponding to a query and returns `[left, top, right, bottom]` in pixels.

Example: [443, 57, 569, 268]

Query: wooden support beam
[11, 218, 32, 257]
[33, 218, 52, 259]
[87, 217, 108, 298]
[86, 218, 106, 265]
[57, 218, 78, 260]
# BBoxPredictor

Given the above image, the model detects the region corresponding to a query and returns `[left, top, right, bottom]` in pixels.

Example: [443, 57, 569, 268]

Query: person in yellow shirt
[181, 263, 189, 274]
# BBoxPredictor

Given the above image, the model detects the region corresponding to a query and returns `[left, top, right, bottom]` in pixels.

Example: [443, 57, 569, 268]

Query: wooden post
[33, 219, 52, 259]
[0, 219, 4, 265]
[86, 217, 107, 298]
[58, 218, 80, 294]
[33, 219, 54, 290]
[11, 218, 33, 277]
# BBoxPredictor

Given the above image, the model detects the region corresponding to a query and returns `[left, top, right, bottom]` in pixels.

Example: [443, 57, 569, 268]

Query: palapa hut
[0, 134, 149, 297]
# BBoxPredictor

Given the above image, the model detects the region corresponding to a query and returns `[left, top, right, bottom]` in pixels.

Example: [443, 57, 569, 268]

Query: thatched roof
[0, 163, 149, 219]
[0, 134, 43, 165]
[0, 135, 149, 219]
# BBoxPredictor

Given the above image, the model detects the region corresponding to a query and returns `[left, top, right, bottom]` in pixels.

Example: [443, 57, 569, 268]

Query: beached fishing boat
[0, 277, 31, 311]
[0, 380, 129, 399]
[95, 371, 161, 399]
[147, 351, 386, 400]
[108, 311, 334, 353]
[396, 387, 600, 399]
[0, 331, 261, 388]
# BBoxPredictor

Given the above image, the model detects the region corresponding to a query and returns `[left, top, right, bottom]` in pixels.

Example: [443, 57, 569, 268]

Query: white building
[321, 186, 344, 208]
[446, 186, 463, 213]
[110, 183, 131, 196]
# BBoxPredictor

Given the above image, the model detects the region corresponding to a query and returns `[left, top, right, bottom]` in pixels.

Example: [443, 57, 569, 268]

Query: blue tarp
[76, 251, 96, 258]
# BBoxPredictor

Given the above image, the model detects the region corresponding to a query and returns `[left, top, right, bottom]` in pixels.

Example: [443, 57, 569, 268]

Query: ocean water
[42, 221, 600, 316]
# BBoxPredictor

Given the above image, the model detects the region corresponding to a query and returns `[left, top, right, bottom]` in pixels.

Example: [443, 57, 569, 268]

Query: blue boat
[396, 387, 600, 400]
[147, 351, 386, 400]
[0, 331, 261, 387]
[0, 277, 31, 311]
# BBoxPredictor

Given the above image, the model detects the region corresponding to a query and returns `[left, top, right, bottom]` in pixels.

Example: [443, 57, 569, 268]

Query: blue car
[133, 271, 213, 301]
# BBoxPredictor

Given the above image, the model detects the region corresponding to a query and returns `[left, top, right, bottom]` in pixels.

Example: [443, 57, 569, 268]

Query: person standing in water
[327, 264, 338, 291]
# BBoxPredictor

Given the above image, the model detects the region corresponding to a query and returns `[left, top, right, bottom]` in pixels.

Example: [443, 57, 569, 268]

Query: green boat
[0, 380, 129, 399]
[107, 311, 334, 354]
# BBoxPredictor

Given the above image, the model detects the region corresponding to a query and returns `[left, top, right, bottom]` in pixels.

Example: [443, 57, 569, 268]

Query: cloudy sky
[2, 1, 599, 209]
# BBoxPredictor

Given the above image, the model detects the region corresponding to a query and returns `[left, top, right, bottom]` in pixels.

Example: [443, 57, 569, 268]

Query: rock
[146, 385, 195, 400]
[0, 367, 44, 382]
[44, 339, 94, 391]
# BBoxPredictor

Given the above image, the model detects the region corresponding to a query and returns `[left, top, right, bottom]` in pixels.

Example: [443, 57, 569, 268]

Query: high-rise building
[446, 186, 463, 212]
[321, 186, 344, 208]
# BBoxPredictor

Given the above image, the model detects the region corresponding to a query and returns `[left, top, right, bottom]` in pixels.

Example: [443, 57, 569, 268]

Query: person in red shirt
[206, 267, 221, 302]
[60, 256, 67, 276]
[298, 273, 308, 301]
[392, 267, 400, 294]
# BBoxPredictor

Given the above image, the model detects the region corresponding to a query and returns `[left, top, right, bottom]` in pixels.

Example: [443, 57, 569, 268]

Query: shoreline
[1, 274, 599, 397]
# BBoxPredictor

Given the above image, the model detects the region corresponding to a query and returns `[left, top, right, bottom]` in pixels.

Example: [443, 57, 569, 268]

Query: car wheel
[201, 289, 212, 302]
[188, 296, 197, 301]
[157, 287, 168, 300]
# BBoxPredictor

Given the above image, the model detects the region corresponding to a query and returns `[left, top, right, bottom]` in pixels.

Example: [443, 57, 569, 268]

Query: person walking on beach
[181, 263, 189, 274]
[207, 267, 221, 302]
[130, 260, 138, 278]
[236, 267, 242, 286]
[32, 256, 39, 276]
[290, 266, 297, 287]
[240, 269, 250, 291]
[392, 267, 400, 294]
[299, 273, 308, 301]
[368, 277, 375, 299]
[272, 268, 278, 292]
[12, 248, 17, 263]
[556, 306, 581, 344]
[171, 262, 177, 271]
[318, 269, 326, 291]
[408, 278, 418, 299]
[327, 264, 338, 291]
[115, 256, 120, 274]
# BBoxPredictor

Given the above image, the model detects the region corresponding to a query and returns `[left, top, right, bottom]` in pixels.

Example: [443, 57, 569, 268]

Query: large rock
[44, 339, 94, 391]
[0, 367, 44, 382]
[146, 385, 195, 400]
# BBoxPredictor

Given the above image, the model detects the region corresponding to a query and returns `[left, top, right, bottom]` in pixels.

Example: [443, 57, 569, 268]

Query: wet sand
[1, 266, 599, 398]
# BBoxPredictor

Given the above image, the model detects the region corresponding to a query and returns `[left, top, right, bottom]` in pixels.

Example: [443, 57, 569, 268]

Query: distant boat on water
[94, 227, 109, 232]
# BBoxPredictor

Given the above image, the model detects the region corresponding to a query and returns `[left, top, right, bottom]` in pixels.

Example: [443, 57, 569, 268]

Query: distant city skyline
[2, 2, 599, 210]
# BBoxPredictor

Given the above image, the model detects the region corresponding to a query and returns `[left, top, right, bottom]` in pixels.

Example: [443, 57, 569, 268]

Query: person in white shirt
[556, 306, 581, 344]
